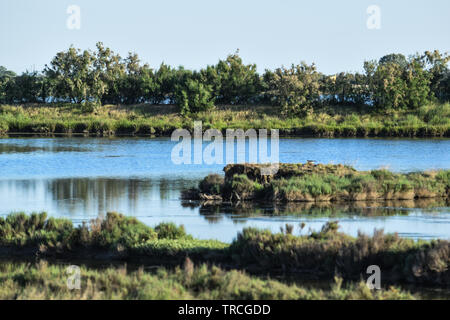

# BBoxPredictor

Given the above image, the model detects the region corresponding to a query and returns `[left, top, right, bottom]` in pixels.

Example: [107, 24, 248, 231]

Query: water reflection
[0, 177, 196, 219]
[0, 176, 449, 241]
[184, 199, 450, 223]
[0, 142, 88, 154]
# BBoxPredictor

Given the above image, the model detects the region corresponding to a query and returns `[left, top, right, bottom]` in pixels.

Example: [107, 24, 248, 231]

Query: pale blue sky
[1, 0, 449, 74]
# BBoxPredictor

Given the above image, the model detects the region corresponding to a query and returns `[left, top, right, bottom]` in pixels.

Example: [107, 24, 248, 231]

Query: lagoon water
[0, 137, 449, 242]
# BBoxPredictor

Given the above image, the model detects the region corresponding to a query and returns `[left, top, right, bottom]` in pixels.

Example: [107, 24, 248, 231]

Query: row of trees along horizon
[0, 42, 449, 116]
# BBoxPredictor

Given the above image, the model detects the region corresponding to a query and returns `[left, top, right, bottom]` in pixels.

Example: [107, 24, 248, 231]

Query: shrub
[90, 212, 157, 248]
[114, 119, 137, 134]
[264, 62, 320, 117]
[230, 225, 450, 285]
[155, 222, 189, 240]
[229, 174, 263, 200]
[199, 174, 224, 195]
[175, 79, 215, 115]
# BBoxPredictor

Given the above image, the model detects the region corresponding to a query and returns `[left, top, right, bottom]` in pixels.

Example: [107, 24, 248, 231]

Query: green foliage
[1, 47, 448, 113]
[422, 50, 450, 101]
[199, 174, 225, 195]
[217, 164, 450, 202]
[0, 261, 416, 300]
[200, 51, 262, 105]
[155, 222, 189, 240]
[368, 54, 434, 110]
[88, 212, 157, 248]
[229, 174, 263, 200]
[175, 78, 215, 115]
[1, 103, 449, 137]
[0, 212, 157, 249]
[230, 225, 450, 285]
[321, 72, 370, 106]
[0, 212, 449, 287]
[379, 53, 408, 69]
[44, 46, 103, 104]
[264, 62, 320, 116]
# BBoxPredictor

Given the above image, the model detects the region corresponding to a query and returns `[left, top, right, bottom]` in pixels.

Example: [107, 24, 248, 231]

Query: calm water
[0, 137, 449, 242]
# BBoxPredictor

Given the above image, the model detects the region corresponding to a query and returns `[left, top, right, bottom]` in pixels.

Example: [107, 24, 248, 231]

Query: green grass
[0, 260, 416, 300]
[230, 223, 450, 286]
[0, 102, 449, 137]
[1, 212, 449, 287]
[196, 163, 450, 202]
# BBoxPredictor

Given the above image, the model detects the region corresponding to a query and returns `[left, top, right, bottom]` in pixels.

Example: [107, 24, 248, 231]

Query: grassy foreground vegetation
[190, 163, 450, 202]
[0, 260, 416, 300]
[1, 212, 448, 287]
[0, 102, 449, 137]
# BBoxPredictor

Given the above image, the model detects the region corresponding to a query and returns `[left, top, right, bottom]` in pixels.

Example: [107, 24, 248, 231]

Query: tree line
[0, 43, 449, 115]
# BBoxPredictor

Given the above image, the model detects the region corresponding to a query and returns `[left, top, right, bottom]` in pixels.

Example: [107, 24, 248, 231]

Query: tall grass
[1, 212, 448, 286]
[230, 223, 450, 286]
[0, 260, 416, 300]
[1, 103, 449, 136]
[196, 164, 450, 202]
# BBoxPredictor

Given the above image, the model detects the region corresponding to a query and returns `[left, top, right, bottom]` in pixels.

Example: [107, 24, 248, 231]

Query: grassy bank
[190, 163, 450, 202]
[0, 260, 416, 300]
[0, 103, 449, 137]
[1, 212, 448, 287]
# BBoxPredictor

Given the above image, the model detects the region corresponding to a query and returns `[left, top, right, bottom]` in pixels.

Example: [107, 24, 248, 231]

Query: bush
[264, 62, 320, 116]
[229, 174, 263, 200]
[0, 261, 416, 300]
[199, 174, 224, 195]
[0, 212, 157, 249]
[90, 212, 157, 248]
[230, 225, 450, 285]
[175, 78, 215, 115]
[80, 101, 100, 113]
[155, 222, 189, 240]
[220, 164, 450, 201]
[114, 119, 137, 134]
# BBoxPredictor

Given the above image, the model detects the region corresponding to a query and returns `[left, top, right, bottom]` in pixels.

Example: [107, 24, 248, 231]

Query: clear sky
[1, 0, 449, 75]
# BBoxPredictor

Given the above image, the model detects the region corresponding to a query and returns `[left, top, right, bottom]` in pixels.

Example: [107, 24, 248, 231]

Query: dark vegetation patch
[0, 212, 448, 287]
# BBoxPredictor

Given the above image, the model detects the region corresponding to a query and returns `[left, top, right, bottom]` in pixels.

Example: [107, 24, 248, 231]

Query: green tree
[175, 78, 215, 115]
[151, 63, 178, 104]
[369, 54, 432, 110]
[0, 66, 16, 103]
[201, 52, 261, 104]
[404, 57, 432, 108]
[117, 52, 148, 105]
[44, 47, 100, 104]
[379, 53, 408, 69]
[8, 71, 43, 103]
[421, 50, 450, 101]
[94, 42, 125, 104]
[371, 61, 407, 109]
[264, 62, 321, 116]
[322, 72, 369, 106]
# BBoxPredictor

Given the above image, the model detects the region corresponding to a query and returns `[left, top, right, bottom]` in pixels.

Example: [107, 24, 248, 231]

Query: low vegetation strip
[0, 103, 449, 137]
[189, 163, 450, 202]
[0, 260, 416, 300]
[0, 212, 448, 286]
[231, 224, 450, 286]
